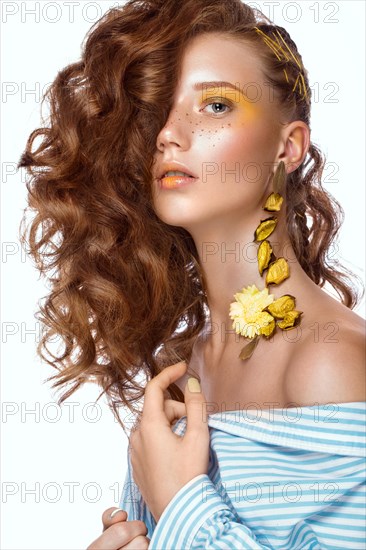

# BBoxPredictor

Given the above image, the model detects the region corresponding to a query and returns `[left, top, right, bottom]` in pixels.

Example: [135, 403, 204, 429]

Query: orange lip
[160, 175, 198, 189]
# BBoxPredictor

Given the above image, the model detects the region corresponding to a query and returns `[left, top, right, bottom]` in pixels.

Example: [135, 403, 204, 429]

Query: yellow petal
[263, 192, 284, 212]
[260, 317, 276, 337]
[238, 285, 257, 297]
[266, 294, 296, 318]
[277, 310, 303, 329]
[254, 217, 278, 242]
[241, 322, 262, 338]
[232, 317, 245, 334]
[233, 285, 274, 310]
[256, 311, 274, 326]
[265, 257, 290, 285]
[257, 240, 273, 275]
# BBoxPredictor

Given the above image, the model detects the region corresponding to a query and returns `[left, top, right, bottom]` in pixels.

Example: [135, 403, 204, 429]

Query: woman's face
[152, 33, 284, 233]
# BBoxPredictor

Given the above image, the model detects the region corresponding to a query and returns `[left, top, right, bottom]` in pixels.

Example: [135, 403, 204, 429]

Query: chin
[152, 196, 198, 226]
[155, 210, 193, 229]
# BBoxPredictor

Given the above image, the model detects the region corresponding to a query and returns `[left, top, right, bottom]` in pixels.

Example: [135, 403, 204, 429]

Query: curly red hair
[18, 0, 364, 432]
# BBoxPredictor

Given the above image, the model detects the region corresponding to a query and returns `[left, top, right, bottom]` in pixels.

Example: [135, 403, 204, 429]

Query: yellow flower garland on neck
[229, 161, 303, 360]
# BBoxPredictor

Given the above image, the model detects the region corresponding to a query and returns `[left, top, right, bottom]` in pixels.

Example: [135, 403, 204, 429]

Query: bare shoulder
[284, 297, 366, 406]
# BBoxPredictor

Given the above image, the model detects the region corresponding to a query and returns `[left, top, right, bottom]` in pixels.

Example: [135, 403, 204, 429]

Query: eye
[201, 97, 232, 116]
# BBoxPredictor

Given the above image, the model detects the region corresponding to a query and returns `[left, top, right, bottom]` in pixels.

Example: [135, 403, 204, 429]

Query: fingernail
[188, 377, 201, 393]
[110, 508, 124, 519]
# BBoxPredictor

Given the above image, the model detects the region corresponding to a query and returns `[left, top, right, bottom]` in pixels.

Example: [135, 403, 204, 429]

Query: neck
[189, 210, 315, 358]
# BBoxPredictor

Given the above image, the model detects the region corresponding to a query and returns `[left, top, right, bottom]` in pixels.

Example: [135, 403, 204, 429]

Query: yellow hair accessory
[254, 26, 309, 104]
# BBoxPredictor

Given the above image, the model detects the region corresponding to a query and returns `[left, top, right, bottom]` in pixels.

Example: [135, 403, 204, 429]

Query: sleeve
[118, 449, 140, 520]
[118, 447, 157, 538]
[148, 468, 366, 550]
[148, 474, 272, 549]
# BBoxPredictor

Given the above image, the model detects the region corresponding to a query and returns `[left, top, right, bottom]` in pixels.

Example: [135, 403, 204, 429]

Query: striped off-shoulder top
[119, 401, 366, 549]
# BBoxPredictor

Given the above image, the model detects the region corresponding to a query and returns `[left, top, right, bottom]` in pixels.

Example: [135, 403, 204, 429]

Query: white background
[1, 1, 365, 549]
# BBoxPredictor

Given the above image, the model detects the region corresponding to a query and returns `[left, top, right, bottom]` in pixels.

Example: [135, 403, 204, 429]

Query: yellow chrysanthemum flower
[229, 284, 275, 339]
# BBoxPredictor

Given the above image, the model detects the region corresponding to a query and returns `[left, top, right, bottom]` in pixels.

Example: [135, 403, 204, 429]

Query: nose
[156, 108, 190, 153]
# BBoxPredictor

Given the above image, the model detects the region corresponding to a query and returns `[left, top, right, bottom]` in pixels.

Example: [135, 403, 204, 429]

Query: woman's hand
[129, 361, 210, 523]
[86, 507, 150, 549]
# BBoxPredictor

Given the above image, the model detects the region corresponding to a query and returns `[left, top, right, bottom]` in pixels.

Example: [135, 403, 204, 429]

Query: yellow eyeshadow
[200, 89, 258, 122]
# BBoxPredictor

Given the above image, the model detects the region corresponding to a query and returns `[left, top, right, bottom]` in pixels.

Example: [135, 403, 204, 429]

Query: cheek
[213, 128, 263, 167]
[197, 125, 274, 192]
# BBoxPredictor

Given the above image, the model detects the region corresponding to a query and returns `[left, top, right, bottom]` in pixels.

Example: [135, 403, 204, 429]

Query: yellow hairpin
[254, 27, 309, 104]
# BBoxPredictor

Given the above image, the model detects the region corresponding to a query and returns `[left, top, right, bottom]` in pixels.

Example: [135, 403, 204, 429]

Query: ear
[277, 121, 310, 174]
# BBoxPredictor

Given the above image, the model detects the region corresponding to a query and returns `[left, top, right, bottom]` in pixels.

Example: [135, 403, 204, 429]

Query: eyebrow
[192, 81, 245, 99]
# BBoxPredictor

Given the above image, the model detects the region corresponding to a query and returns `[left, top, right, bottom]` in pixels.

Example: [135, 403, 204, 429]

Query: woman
[19, 0, 365, 548]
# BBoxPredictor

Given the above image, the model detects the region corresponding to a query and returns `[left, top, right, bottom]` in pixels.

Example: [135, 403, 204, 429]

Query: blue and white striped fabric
[119, 401, 366, 549]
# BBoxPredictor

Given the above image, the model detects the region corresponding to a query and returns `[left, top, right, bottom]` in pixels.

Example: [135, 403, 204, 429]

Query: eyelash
[201, 97, 233, 116]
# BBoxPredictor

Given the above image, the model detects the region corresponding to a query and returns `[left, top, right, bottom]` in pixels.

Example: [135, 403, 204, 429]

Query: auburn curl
[18, 0, 364, 433]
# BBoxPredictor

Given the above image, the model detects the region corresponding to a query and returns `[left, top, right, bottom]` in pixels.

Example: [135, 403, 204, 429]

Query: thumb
[184, 377, 208, 434]
[102, 507, 128, 531]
